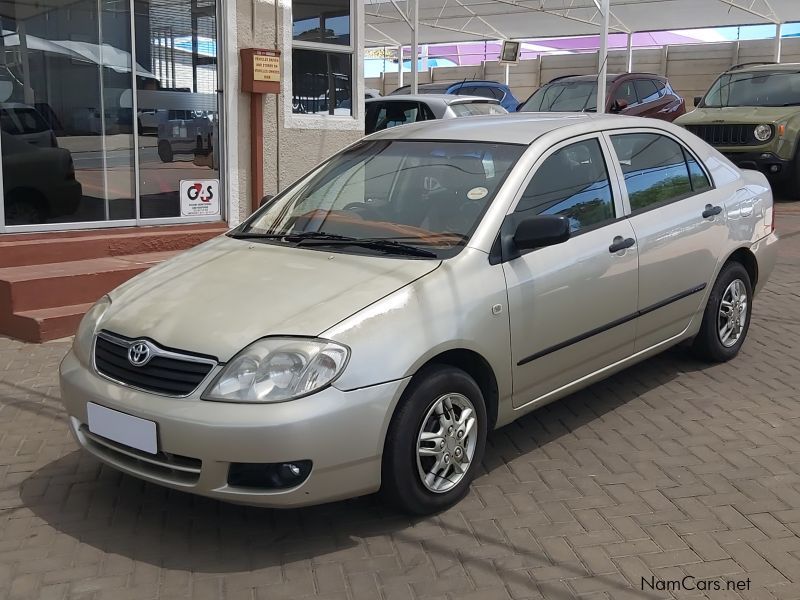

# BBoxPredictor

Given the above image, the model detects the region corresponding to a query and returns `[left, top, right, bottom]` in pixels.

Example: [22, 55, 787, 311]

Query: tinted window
[611, 133, 693, 212]
[685, 151, 712, 192]
[292, 49, 352, 115]
[458, 86, 496, 99]
[653, 79, 667, 95]
[449, 102, 506, 116]
[367, 101, 426, 133]
[634, 79, 660, 104]
[516, 139, 615, 232]
[0, 107, 50, 134]
[292, 0, 350, 45]
[520, 81, 598, 112]
[613, 81, 638, 106]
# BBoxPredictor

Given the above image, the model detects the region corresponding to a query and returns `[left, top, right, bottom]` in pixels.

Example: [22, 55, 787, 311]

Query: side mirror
[501, 214, 570, 260]
[610, 99, 629, 113]
[259, 194, 274, 207]
[693, 96, 703, 108]
[515, 102, 524, 112]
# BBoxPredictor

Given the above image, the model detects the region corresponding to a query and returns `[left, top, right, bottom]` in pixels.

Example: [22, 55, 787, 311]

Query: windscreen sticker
[467, 186, 489, 200]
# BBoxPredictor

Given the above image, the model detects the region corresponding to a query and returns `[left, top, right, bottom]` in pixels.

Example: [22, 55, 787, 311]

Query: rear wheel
[158, 140, 174, 163]
[381, 365, 487, 515]
[692, 261, 752, 362]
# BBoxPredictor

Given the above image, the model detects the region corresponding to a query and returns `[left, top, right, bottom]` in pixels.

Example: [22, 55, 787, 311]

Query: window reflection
[292, 49, 352, 116]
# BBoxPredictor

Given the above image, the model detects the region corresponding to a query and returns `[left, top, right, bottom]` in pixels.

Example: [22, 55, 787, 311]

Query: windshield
[702, 70, 800, 107]
[238, 140, 524, 258]
[520, 80, 599, 112]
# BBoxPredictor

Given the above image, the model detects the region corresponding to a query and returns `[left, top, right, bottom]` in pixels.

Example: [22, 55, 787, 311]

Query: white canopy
[365, 0, 800, 47]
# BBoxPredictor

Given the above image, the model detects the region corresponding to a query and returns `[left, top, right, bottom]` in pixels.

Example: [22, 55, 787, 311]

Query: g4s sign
[180, 179, 220, 216]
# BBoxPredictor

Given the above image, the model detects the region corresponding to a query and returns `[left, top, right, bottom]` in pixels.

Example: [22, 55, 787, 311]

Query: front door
[605, 130, 727, 351]
[503, 136, 639, 409]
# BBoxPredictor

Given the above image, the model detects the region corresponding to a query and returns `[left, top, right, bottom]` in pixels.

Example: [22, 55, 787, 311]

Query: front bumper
[59, 349, 409, 507]
[721, 151, 792, 183]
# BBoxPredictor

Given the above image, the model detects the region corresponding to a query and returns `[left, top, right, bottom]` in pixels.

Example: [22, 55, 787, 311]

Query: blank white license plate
[87, 402, 158, 455]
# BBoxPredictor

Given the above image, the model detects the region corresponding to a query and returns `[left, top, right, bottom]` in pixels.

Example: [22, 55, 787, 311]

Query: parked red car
[518, 73, 686, 121]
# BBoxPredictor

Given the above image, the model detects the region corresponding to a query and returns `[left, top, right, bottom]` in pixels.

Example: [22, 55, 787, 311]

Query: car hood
[102, 235, 440, 361]
[677, 106, 799, 125]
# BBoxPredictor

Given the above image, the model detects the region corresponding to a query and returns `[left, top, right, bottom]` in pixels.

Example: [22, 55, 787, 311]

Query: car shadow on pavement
[17, 346, 703, 597]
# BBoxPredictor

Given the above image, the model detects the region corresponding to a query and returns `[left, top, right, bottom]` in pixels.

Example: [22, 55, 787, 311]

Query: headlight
[203, 337, 349, 402]
[73, 295, 111, 366]
[754, 124, 772, 142]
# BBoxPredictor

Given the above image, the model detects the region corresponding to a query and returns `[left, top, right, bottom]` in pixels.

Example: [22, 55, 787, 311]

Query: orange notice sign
[253, 52, 280, 82]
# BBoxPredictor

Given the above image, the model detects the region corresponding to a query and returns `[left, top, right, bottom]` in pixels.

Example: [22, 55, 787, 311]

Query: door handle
[702, 204, 722, 219]
[609, 236, 635, 253]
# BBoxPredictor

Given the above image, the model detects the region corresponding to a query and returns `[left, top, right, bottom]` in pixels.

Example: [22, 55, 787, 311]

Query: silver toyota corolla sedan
[60, 113, 778, 514]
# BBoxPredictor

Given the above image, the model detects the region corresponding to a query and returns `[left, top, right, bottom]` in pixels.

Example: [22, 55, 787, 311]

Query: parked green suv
[676, 62, 800, 197]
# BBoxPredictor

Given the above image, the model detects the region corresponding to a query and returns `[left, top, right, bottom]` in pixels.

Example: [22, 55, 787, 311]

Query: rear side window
[450, 102, 505, 116]
[685, 151, 712, 192]
[634, 79, 660, 104]
[516, 138, 615, 233]
[653, 79, 667, 96]
[610, 133, 699, 212]
[367, 101, 428, 133]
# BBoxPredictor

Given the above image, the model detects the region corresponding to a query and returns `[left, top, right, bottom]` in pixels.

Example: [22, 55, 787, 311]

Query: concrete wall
[366, 37, 800, 106]
[228, 0, 364, 226]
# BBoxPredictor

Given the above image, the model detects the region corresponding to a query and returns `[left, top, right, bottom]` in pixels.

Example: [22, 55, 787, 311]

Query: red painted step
[0, 223, 226, 268]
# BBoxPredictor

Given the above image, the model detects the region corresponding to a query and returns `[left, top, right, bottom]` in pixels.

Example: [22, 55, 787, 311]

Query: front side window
[634, 79, 660, 104]
[291, 1, 353, 116]
[516, 138, 615, 233]
[613, 81, 638, 106]
[610, 133, 695, 212]
[239, 140, 525, 258]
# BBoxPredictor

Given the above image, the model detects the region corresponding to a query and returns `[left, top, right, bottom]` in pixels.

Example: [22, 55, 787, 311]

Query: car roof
[367, 94, 500, 105]
[365, 112, 638, 144]
[727, 62, 800, 73]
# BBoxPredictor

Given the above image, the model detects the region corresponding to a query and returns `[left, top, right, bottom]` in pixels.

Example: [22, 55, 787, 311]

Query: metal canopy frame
[366, 0, 798, 104]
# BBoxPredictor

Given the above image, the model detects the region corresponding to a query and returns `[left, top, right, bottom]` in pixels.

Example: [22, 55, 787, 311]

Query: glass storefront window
[0, 0, 222, 228]
[1, 0, 136, 226]
[292, 49, 352, 115]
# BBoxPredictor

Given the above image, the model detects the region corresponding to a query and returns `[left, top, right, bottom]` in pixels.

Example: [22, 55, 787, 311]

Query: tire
[381, 365, 487, 515]
[692, 261, 753, 362]
[158, 140, 174, 163]
[5, 191, 45, 225]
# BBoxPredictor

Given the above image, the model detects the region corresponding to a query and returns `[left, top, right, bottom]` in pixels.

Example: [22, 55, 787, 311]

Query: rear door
[605, 129, 726, 351]
[633, 79, 671, 119]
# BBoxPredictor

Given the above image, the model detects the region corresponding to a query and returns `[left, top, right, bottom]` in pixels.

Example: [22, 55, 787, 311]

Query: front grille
[685, 124, 762, 146]
[94, 331, 216, 396]
[79, 423, 201, 485]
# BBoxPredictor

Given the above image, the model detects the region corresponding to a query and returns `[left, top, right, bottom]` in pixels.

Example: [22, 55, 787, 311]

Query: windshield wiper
[296, 236, 437, 258]
[228, 231, 353, 242]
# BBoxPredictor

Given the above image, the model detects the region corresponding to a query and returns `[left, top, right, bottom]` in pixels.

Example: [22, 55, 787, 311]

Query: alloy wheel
[416, 393, 478, 493]
[718, 278, 748, 348]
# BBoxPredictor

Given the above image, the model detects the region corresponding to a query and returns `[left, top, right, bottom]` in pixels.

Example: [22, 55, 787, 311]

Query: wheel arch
[723, 246, 758, 288]
[405, 348, 499, 432]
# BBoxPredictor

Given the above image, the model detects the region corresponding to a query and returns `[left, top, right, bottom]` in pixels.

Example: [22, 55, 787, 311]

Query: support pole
[397, 45, 403, 88]
[775, 22, 783, 63]
[596, 0, 610, 114]
[626, 32, 634, 73]
[504, 62, 510, 85]
[411, 0, 419, 94]
[250, 93, 264, 215]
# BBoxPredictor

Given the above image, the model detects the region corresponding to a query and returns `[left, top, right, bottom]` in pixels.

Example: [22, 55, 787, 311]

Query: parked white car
[61, 113, 777, 514]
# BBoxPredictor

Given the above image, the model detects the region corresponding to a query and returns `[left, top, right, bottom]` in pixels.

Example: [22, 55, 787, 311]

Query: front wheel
[381, 365, 487, 515]
[692, 261, 753, 362]
[158, 140, 174, 163]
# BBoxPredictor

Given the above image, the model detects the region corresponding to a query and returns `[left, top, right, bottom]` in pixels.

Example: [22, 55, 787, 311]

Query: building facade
[0, 0, 365, 233]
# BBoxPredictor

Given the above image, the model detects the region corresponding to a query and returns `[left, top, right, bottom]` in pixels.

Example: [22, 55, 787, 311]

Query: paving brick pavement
[1, 202, 799, 600]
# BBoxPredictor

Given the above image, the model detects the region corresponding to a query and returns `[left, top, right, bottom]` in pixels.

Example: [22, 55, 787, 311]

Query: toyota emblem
[128, 341, 152, 367]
